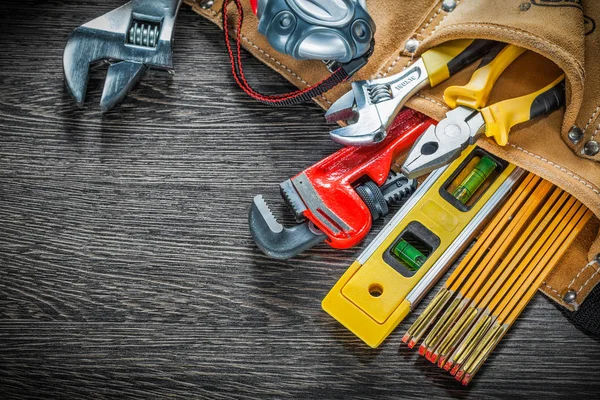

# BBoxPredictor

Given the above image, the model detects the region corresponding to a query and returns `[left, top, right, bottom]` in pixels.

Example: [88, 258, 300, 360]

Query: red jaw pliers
[249, 109, 435, 259]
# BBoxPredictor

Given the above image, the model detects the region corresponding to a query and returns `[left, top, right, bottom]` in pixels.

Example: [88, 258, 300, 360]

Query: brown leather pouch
[186, 0, 600, 315]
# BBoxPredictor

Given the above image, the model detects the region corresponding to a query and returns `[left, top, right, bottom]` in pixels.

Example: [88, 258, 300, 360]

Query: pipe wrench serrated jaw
[248, 195, 325, 260]
[249, 109, 429, 259]
[63, 0, 182, 112]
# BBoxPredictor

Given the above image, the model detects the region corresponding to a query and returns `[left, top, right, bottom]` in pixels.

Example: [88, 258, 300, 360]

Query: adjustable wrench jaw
[63, 0, 182, 112]
[326, 83, 388, 146]
[326, 58, 430, 146]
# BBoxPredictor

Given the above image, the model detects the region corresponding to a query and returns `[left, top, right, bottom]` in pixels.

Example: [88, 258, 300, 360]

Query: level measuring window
[440, 148, 507, 212]
[383, 221, 440, 277]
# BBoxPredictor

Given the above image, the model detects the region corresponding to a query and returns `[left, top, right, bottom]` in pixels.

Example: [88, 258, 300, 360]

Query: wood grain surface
[1, 1, 599, 398]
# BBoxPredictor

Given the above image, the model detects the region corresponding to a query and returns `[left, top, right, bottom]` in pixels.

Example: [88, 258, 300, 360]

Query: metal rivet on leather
[519, 2, 532, 11]
[198, 0, 214, 9]
[563, 289, 577, 304]
[405, 39, 419, 53]
[442, 0, 457, 12]
[568, 126, 583, 144]
[583, 140, 599, 156]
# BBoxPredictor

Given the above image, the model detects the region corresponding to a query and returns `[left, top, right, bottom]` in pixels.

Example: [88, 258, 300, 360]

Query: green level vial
[452, 156, 498, 204]
[392, 239, 427, 271]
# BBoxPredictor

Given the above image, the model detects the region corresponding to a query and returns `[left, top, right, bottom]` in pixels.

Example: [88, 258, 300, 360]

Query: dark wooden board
[1, 1, 599, 398]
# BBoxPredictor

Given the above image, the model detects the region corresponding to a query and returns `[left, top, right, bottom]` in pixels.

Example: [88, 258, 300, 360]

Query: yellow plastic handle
[480, 75, 566, 146]
[443, 44, 526, 110]
[421, 39, 496, 87]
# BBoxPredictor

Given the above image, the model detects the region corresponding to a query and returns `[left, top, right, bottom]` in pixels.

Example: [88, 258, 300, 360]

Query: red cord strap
[222, 0, 350, 106]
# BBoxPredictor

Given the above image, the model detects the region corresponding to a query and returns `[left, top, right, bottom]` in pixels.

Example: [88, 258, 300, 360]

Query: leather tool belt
[187, 0, 600, 331]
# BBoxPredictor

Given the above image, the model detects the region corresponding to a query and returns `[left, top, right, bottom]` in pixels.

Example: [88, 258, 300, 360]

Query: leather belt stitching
[506, 144, 600, 197]
[583, 104, 600, 133]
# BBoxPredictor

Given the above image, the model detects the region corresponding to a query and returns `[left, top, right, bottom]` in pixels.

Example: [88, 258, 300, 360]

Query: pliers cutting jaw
[402, 107, 484, 178]
[63, 0, 182, 112]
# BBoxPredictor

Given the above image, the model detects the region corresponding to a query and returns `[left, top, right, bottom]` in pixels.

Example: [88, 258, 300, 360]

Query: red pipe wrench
[249, 109, 435, 259]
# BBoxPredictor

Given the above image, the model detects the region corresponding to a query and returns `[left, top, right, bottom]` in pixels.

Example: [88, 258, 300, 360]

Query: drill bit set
[402, 173, 593, 384]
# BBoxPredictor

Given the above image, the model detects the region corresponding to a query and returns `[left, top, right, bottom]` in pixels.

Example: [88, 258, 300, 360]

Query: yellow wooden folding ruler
[322, 145, 524, 348]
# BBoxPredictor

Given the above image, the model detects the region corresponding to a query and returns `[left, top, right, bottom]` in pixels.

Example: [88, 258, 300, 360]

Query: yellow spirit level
[322, 146, 523, 348]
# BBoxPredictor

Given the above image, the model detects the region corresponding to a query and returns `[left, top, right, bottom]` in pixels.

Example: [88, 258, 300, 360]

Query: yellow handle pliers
[401, 43, 565, 179]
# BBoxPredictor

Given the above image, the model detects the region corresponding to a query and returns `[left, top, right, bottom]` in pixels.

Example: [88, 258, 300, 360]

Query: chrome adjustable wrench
[63, 0, 182, 112]
[325, 39, 497, 146]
